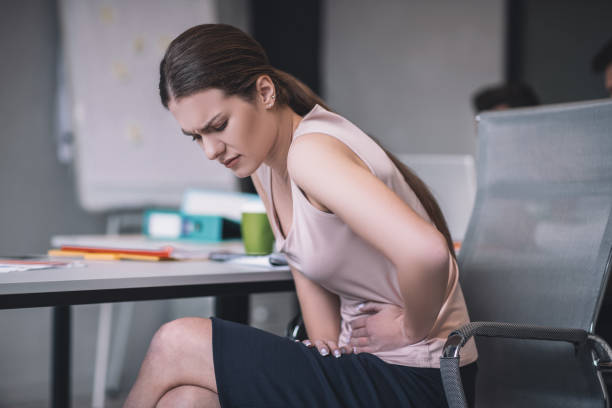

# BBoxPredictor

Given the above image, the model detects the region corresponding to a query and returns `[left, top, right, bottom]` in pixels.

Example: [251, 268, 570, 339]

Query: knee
[148, 317, 212, 363]
[156, 385, 216, 408]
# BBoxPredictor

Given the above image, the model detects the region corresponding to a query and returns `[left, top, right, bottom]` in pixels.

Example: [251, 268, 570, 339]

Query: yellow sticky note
[100, 6, 114, 24]
[133, 37, 145, 54]
[112, 61, 130, 81]
[126, 123, 143, 144]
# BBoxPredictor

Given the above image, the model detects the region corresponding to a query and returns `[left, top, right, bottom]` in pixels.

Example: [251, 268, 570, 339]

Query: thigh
[211, 317, 448, 408]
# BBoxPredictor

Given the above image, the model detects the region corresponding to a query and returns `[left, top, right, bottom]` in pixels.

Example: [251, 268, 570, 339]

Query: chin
[233, 166, 255, 179]
[234, 170, 251, 179]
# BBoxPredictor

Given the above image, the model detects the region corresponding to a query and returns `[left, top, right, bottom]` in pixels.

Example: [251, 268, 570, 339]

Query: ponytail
[269, 68, 331, 116]
[383, 150, 456, 259]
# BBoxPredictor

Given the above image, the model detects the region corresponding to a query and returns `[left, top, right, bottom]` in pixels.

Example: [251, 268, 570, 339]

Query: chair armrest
[285, 313, 307, 341]
[440, 322, 598, 408]
[588, 334, 612, 370]
[442, 321, 588, 358]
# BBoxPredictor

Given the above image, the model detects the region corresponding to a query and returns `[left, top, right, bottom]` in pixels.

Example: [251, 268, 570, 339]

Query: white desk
[0, 258, 292, 308]
[0, 256, 292, 408]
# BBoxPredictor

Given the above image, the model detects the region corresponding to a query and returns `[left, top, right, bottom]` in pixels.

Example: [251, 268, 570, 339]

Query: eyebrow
[181, 113, 222, 136]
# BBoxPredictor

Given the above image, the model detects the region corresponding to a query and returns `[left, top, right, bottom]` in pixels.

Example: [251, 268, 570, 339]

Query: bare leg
[124, 317, 219, 408]
[156, 385, 221, 408]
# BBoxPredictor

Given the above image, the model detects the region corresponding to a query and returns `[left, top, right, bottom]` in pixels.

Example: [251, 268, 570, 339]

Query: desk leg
[52, 306, 71, 408]
[215, 295, 249, 324]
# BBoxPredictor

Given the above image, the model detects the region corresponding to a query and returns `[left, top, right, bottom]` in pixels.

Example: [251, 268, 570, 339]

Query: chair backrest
[459, 99, 612, 407]
[398, 154, 476, 241]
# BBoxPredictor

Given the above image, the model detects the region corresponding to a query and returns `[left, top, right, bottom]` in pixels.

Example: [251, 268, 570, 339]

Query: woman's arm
[291, 265, 341, 342]
[287, 133, 450, 345]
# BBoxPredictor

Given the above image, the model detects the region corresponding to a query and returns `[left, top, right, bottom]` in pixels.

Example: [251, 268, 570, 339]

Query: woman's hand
[349, 301, 411, 354]
[299, 338, 353, 358]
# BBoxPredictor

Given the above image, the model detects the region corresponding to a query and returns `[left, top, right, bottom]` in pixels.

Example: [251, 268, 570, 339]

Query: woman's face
[168, 88, 276, 178]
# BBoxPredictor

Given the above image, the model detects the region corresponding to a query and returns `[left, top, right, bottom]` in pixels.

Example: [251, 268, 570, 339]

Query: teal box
[181, 214, 241, 242]
[143, 210, 241, 242]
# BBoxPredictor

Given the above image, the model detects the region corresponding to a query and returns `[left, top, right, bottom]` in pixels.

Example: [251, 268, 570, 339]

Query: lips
[223, 156, 240, 168]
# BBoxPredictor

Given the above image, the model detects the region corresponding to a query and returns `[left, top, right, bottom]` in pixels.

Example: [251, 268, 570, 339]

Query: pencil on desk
[48, 249, 162, 262]
[83, 253, 121, 260]
[118, 254, 162, 261]
[48, 249, 85, 257]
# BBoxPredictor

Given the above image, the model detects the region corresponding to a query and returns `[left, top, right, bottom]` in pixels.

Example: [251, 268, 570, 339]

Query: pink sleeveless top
[256, 105, 477, 368]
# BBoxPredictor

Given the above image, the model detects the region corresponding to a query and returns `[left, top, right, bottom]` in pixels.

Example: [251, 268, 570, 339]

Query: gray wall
[521, 0, 612, 104]
[0, 1, 266, 407]
[0, 1, 107, 406]
[322, 0, 505, 156]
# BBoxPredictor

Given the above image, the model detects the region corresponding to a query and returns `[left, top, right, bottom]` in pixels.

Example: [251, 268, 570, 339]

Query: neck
[265, 106, 302, 183]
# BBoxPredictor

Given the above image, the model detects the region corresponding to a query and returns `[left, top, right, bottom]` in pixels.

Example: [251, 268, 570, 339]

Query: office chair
[440, 99, 612, 407]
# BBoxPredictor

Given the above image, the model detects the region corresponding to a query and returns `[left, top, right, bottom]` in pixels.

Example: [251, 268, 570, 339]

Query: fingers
[340, 345, 353, 355]
[314, 340, 341, 358]
[351, 345, 374, 354]
[349, 336, 375, 354]
[349, 301, 385, 331]
[301, 339, 348, 358]
[349, 336, 369, 348]
[359, 302, 383, 314]
[351, 327, 368, 338]
[350, 316, 368, 330]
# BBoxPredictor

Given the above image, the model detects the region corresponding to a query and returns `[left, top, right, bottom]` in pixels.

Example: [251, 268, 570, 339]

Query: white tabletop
[0, 235, 292, 308]
[0, 259, 291, 296]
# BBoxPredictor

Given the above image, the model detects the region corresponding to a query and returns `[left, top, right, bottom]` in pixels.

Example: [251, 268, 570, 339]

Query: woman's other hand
[299, 338, 352, 358]
[349, 302, 412, 354]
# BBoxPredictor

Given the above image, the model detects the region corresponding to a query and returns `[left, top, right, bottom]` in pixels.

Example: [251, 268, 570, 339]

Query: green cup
[241, 201, 274, 255]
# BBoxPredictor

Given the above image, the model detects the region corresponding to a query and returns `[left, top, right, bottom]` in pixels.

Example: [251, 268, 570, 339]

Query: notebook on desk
[50, 234, 244, 261]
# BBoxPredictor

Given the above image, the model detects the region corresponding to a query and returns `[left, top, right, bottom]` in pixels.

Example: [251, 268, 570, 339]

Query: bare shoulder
[287, 133, 369, 180]
[287, 133, 370, 213]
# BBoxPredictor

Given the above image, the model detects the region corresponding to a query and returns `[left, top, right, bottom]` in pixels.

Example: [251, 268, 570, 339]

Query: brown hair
[159, 24, 456, 258]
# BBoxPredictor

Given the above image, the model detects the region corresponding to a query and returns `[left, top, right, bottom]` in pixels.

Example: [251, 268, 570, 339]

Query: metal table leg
[52, 305, 71, 408]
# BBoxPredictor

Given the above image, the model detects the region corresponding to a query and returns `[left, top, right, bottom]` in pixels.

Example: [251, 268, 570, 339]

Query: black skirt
[211, 317, 476, 408]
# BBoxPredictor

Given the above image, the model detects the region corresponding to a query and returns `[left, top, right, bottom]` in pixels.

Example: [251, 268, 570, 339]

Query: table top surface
[0, 235, 292, 308]
[0, 258, 291, 296]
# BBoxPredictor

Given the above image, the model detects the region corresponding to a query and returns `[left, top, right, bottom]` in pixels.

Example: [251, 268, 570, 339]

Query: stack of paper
[0, 259, 80, 273]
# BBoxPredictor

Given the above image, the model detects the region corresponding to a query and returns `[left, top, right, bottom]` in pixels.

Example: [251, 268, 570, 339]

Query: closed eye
[183, 119, 227, 142]
[213, 120, 228, 132]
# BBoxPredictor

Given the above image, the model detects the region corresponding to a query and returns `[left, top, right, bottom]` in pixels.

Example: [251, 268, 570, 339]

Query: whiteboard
[60, 0, 237, 211]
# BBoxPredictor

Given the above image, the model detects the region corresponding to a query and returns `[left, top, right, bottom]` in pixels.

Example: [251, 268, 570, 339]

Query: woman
[125, 24, 477, 408]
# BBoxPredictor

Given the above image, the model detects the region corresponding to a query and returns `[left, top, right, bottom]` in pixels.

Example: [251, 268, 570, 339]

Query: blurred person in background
[591, 36, 612, 97]
[472, 82, 540, 113]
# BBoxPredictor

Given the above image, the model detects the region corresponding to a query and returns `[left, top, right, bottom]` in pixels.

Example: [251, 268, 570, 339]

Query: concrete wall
[322, 0, 505, 156]
[0, 1, 260, 406]
[521, 0, 612, 104]
[0, 1, 108, 405]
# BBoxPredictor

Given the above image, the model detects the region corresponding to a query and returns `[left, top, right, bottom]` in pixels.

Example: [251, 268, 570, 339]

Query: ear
[255, 75, 276, 109]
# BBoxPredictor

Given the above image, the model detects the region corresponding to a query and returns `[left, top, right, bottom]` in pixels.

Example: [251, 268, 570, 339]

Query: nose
[201, 136, 225, 161]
